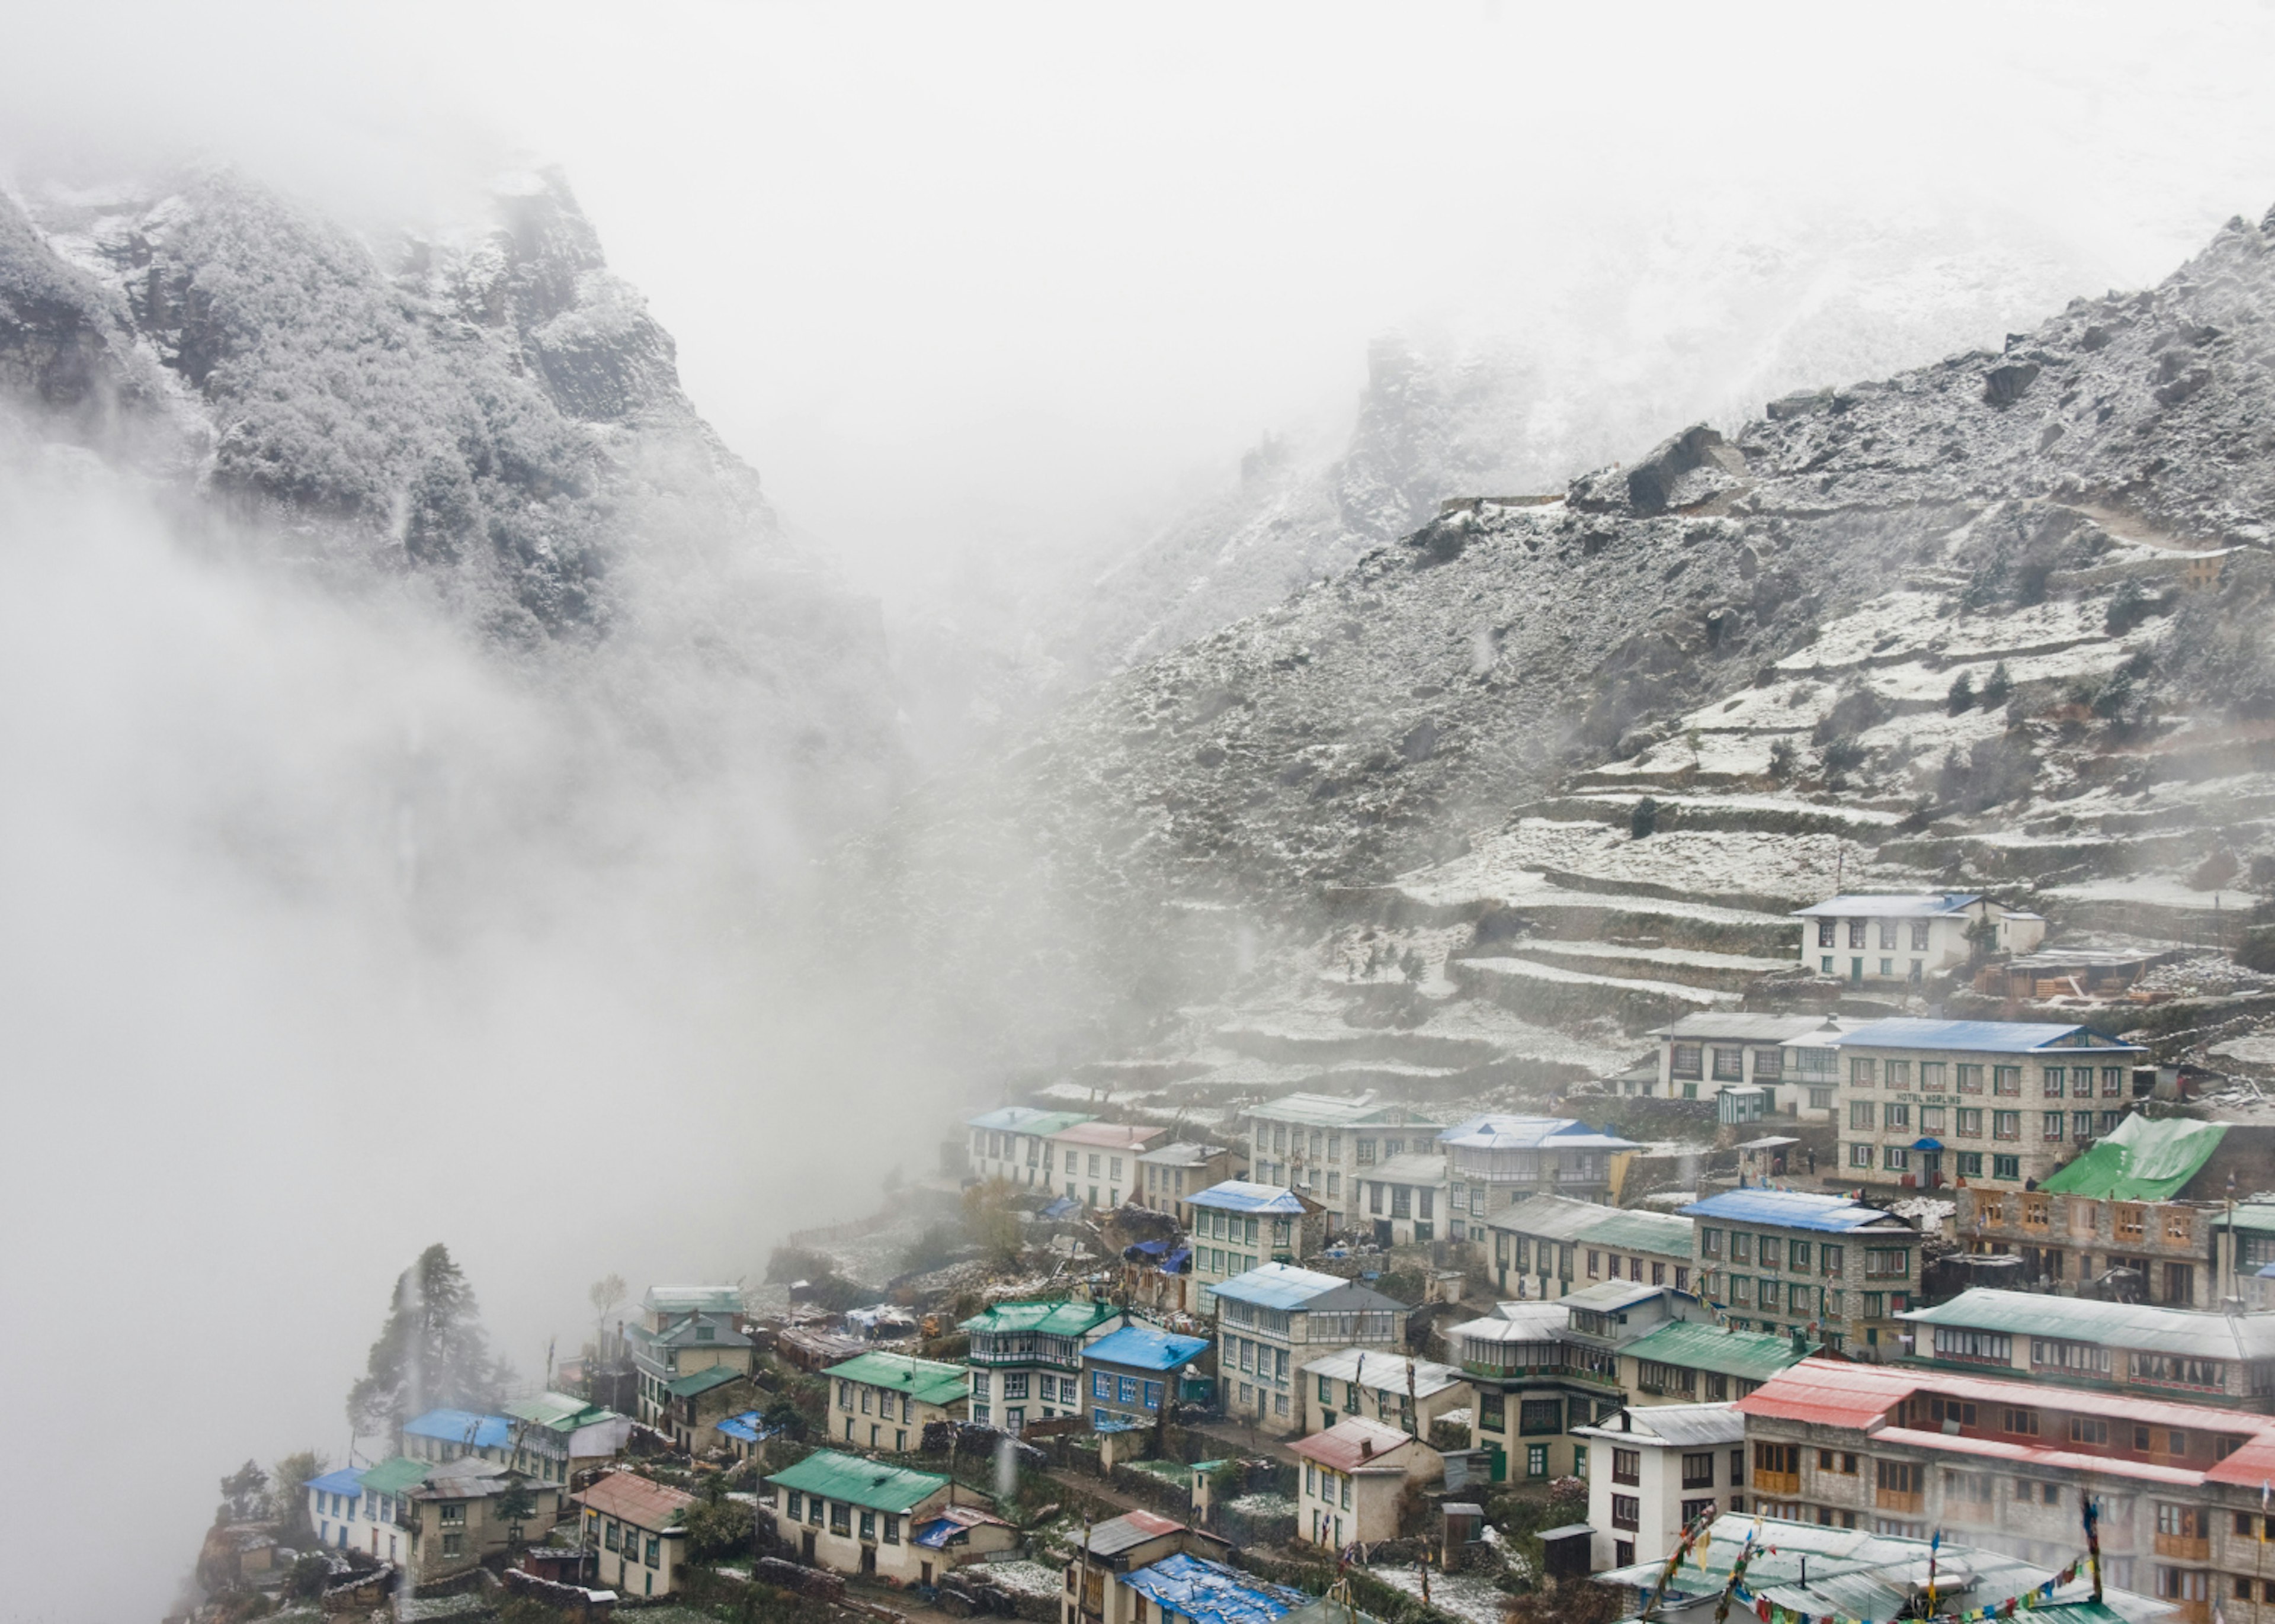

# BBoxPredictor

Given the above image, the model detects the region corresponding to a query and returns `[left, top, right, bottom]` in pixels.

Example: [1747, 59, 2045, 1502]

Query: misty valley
[10, 56, 2275, 1624]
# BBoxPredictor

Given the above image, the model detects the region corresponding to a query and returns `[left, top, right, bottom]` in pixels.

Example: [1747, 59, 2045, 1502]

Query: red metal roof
[1288, 1417, 1419, 1473]
[2206, 1433, 2275, 1488]
[1740, 1357, 2275, 1439]
[574, 1471, 697, 1532]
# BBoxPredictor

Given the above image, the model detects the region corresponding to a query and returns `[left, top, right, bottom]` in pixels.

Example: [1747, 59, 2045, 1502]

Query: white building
[1239, 1093, 1444, 1226]
[1575, 1402, 1744, 1572]
[1299, 1347, 1471, 1437]
[1212, 1263, 1408, 1435]
[1831, 1018, 2146, 1190]
[1649, 1013, 1852, 1116]
[1048, 1121, 1169, 1210]
[1357, 1153, 1453, 1248]
[965, 1107, 1097, 1186]
[1136, 1141, 1242, 1213]
[1439, 1116, 1639, 1235]
[1792, 894, 2045, 988]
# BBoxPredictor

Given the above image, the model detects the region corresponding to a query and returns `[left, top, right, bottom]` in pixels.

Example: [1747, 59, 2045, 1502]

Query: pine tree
[346, 1243, 505, 1439]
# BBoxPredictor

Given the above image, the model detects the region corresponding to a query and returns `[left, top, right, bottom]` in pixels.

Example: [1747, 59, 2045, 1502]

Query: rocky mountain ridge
[856, 205, 2275, 1088]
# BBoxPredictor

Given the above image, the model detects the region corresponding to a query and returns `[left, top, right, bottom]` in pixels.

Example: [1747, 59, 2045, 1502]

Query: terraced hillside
[858, 207, 2275, 1091]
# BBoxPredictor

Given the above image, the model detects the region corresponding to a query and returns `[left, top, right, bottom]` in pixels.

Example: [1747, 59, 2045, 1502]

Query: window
[2156, 1570, 2210, 1604]
[2042, 1111, 2066, 1141]
[1760, 1237, 1783, 1270]
[1093, 1371, 1112, 1398]
[2069, 1417, 2109, 1445]
[1956, 1063, 1983, 1094]
[860, 1511, 876, 1541]
[1820, 1244, 1843, 1275]
[2157, 1504, 2207, 1539]
[1613, 1449, 1641, 1485]
[1885, 1060, 1911, 1088]
[1992, 1111, 2020, 1141]
[1954, 1151, 1982, 1176]
[884, 1514, 901, 1545]
[1712, 1047, 1745, 1082]
[1526, 1445, 1548, 1479]
[1848, 1141, 1873, 1168]
[2043, 1066, 2066, 1097]
[1884, 1103, 1910, 1130]
[1731, 1232, 1754, 1264]
[1955, 1107, 1982, 1138]
[441, 1532, 462, 1557]
[1864, 1248, 1911, 1279]
[1700, 1228, 1723, 1259]
[1682, 1452, 1715, 1489]
[1818, 920, 1837, 947]
[1611, 1495, 1641, 1531]
[1753, 1047, 1784, 1080]
[2031, 1339, 2112, 1376]
[605, 1521, 621, 1551]
[1356, 1138, 1377, 1165]
[1920, 1106, 1945, 1134]
[1883, 1145, 1908, 1171]
[1850, 1100, 1876, 1130]
[1993, 1065, 2021, 1096]
[2103, 1067, 2126, 1097]
[1519, 1398, 1564, 1435]
[1851, 1058, 1877, 1086]
[646, 1536, 661, 1567]
[2002, 1407, 2039, 1437]
[831, 1501, 851, 1535]
[1927, 1398, 1976, 1427]
[1933, 1327, 2012, 1363]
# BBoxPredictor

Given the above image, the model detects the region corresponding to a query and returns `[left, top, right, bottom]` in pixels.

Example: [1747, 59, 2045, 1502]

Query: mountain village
[184, 839, 2275, 1624]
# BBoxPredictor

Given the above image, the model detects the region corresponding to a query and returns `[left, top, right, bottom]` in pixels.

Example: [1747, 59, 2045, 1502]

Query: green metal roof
[2039, 1113, 2226, 1202]
[824, 1351, 969, 1408]
[1486, 1192, 1620, 1244]
[960, 1299, 1122, 1337]
[767, 1449, 953, 1513]
[1574, 1208, 1694, 1257]
[1620, 1320, 1811, 1381]
[667, 1365, 750, 1399]
[2224, 1199, 2275, 1237]
[504, 1393, 620, 1433]
[358, 1457, 430, 1497]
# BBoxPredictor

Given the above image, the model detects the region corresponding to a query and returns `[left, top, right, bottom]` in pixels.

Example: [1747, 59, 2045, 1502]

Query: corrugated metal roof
[1287, 1417, 1420, 1472]
[1364, 1153, 1450, 1186]
[1209, 1262, 1354, 1308]
[1050, 1121, 1165, 1150]
[1086, 1325, 1212, 1372]
[765, 1449, 951, 1513]
[960, 1299, 1124, 1337]
[822, 1352, 969, 1406]
[1085, 1510, 1188, 1556]
[1558, 1279, 1664, 1313]
[1744, 1352, 2275, 1435]
[1573, 1402, 1745, 1447]
[642, 1285, 744, 1315]
[965, 1106, 1096, 1134]
[1793, 893, 1982, 918]
[358, 1457, 428, 1497]
[1620, 1320, 1809, 1381]
[1680, 1188, 1912, 1233]
[575, 1470, 697, 1530]
[1454, 1308, 1568, 1344]
[1646, 1013, 1844, 1041]
[667, 1365, 748, 1398]
[1485, 1192, 1616, 1242]
[1121, 1553, 1306, 1624]
[1833, 1018, 2142, 1054]
[1139, 1141, 1227, 1166]
[307, 1468, 366, 1497]
[1187, 1181, 1315, 1215]
[1904, 1288, 2275, 1360]
[1574, 1207, 1694, 1255]
[1245, 1093, 1440, 1129]
[1297, 1348, 1465, 1399]
[504, 1392, 621, 1433]
[2038, 1113, 2226, 1200]
[1871, 1424, 2209, 1487]
[2225, 1199, 2275, 1238]
[403, 1409, 514, 1449]
[911, 1504, 1014, 1548]
[1437, 1115, 1640, 1151]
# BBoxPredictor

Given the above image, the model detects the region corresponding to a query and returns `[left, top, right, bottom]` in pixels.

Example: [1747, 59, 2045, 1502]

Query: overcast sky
[15, 2, 2275, 606]
[9, 7, 2275, 1619]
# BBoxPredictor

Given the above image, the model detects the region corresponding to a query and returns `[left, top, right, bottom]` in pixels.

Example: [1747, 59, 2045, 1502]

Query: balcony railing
[1876, 1489, 1923, 1514]
[968, 1345, 1078, 1369]
[1755, 1471, 1800, 1497]
[2155, 1533, 2210, 1562]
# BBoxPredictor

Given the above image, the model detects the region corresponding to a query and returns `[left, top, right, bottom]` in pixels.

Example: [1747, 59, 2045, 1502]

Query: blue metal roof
[1831, 1018, 2141, 1054]
[307, 1468, 366, 1497]
[1437, 1115, 1640, 1151]
[1187, 1181, 1310, 1215]
[1085, 1325, 1211, 1373]
[1679, 1189, 1909, 1233]
[1792, 893, 1981, 919]
[403, 1409, 514, 1449]
[1208, 1262, 1353, 1309]
[1122, 1554, 1307, 1624]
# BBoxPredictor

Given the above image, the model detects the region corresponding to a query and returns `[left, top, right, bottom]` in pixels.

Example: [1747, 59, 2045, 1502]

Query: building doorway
[801, 1530, 816, 1564]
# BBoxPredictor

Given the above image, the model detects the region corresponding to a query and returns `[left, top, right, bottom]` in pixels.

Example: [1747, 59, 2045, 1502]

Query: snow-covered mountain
[0, 167, 904, 845]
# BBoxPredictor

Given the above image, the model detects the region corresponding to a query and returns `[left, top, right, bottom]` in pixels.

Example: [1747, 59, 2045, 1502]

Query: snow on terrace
[1401, 818, 1868, 909]
[2043, 875, 2266, 913]
[1367, 1564, 1521, 1624]
[1510, 939, 1797, 975]
[1773, 589, 2111, 677]
[1456, 955, 1730, 1013]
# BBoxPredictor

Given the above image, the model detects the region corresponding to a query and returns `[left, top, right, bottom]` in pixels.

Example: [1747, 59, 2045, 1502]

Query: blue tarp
[716, 1410, 785, 1443]
[1042, 1195, 1081, 1220]
[1679, 1189, 1900, 1233]
[1085, 1324, 1211, 1373]
[403, 1409, 514, 1450]
[1128, 1239, 1171, 1257]
[1122, 1554, 1308, 1624]
[1163, 1245, 1191, 1272]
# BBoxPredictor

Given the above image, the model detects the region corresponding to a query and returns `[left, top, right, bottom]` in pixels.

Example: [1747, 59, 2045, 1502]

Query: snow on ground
[1583, 731, 1778, 781]
[976, 1559, 1069, 1597]
[1410, 819, 1866, 907]
[1776, 589, 2107, 676]
[1367, 1564, 1517, 1624]
[1228, 1491, 1299, 1517]
[1515, 940, 1796, 974]
[2043, 875, 2265, 910]
[1565, 791, 1906, 830]
[1459, 957, 1728, 1007]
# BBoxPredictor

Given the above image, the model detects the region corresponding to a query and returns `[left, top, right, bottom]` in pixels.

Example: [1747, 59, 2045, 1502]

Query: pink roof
[1290, 1417, 1419, 1473]
[1050, 1122, 1166, 1150]
[2207, 1433, 2275, 1488]
[1116, 1510, 1184, 1536]
[1741, 1357, 2275, 1453]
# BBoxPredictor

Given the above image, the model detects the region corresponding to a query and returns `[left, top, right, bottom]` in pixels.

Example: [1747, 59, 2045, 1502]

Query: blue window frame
[1118, 1376, 1141, 1405]
[1143, 1381, 1164, 1410]
[1092, 1370, 1111, 1399]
